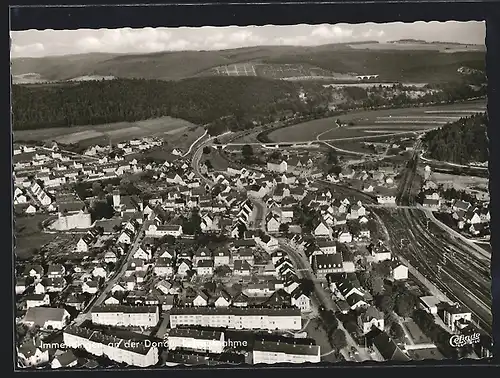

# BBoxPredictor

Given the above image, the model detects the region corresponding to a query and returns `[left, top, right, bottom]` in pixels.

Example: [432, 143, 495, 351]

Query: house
[232, 291, 249, 307]
[177, 260, 192, 277]
[193, 291, 210, 307]
[266, 215, 281, 234]
[452, 200, 471, 213]
[133, 246, 152, 261]
[17, 340, 50, 368]
[314, 222, 332, 239]
[419, 296, 441, 315]
[291, 288, 311, 313]
[92, 266, 107, 279]
[82, 280, 99, 294]
[23, 307, 70, 330]
[367, 329, 410, 361]
[76, 234, 94, 252]
[25, 293, 50, 309]
[346, 293, 368, 310]
[370, 243, 392, 262]
[337, 230, 353, 243]
[51, 350, 79, 369]
[213, 248, 231, 267]
[47, 264, 65, 278]
[252, 339, 320, 364]
[317, 240, 337, 255]
[66, 293, 87, 311]
[256, 234, 279, 253]
[443, 304, 472, 332]
[196, 260, 214, 276]
[391, 264, 408, 281]
[23, 265, 44, 280]
[104, 251, 118, 264]
[422, 198, 440, 210]
[312, 254, 344, 280]
[104, 294, 121, 306]
[233, 260, 252, 276]
[358, 306, 385, 334]
[154, 258, 174, 277]
[376, 193, 397, 205]
[117, 229, 134, 244]
[16, 277, 27, 295]
[213, 289, 232, 307]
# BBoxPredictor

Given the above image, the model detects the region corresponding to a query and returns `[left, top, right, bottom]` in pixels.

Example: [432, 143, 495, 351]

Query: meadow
[14, 116, 199, 147]
[267, 99, 486, 143]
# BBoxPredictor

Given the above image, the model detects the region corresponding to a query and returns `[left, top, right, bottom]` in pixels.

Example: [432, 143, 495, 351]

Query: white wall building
[252, 340, 320, 364]
[91, 305, 160, 328]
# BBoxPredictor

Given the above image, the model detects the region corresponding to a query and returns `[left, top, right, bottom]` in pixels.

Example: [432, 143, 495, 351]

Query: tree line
[423, 113, 488, 164]
[12, 77, 312, 135]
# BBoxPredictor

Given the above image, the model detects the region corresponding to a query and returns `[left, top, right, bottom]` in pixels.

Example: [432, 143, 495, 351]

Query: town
[14, 125, 492, 368]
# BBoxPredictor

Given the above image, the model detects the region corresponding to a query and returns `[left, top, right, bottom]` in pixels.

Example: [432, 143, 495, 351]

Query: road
[182, 129, 208, 157]
[73, 221, 148, 325]
[249, 198, 267, 231]
[279, 240, 373, 362]
[191, 135, 219, 188]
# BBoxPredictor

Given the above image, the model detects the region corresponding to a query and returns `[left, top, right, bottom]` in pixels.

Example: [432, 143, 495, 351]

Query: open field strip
[375, 120, 449, 124]
[348, 125, 438, 130]
[376, 116, 463, 120]
[424, 109, 485, 114]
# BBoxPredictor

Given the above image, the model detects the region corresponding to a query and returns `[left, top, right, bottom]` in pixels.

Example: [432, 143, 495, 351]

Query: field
[431, 172, 489, 191]
[403, 320, 431, 344]
[267, 99, 486, 143]
[14, 214, 54, 260]
[14, 116, 200, 147]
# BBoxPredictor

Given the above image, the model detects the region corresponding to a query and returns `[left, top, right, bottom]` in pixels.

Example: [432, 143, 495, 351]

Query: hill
[423, 113, 488, 164]
[11, 43, 485, 84]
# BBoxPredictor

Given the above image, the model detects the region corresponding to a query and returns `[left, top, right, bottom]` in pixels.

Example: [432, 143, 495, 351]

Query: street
[73, 221, 148, 325]
[279, 240, 373, 361]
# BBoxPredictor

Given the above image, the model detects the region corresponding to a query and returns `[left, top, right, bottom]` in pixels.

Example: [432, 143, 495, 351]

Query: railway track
[376, 207, 492, 334]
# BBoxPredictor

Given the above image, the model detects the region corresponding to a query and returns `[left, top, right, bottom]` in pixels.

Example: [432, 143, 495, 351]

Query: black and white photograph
[11, 18, 492, 369]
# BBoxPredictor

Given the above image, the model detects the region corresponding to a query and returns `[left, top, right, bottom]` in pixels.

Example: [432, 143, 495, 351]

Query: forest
[423, 113, 488, 164]
[12, 77, 313, 134]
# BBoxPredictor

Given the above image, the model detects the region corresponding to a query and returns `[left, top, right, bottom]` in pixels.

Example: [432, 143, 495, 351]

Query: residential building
[169, 307, 302, 331]
[252, 339, 320, 364]
[91, 305, 160, 328]
[168, 328, 225, 354]
[63, 326, 159, 367]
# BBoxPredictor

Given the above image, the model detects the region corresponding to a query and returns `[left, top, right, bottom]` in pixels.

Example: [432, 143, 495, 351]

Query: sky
[10, 21, 485, 58]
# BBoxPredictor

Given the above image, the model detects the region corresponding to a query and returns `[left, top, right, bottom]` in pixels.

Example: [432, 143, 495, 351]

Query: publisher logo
[449, 333, 480, 348]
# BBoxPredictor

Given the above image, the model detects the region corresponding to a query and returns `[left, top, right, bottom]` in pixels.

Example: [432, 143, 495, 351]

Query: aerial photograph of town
[11, 20, 492, 369]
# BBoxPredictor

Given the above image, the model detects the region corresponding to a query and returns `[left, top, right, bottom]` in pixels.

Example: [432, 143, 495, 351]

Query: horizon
[10, 21, 485, 58]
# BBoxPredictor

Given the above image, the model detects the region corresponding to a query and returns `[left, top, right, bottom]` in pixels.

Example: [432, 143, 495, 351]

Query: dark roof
[253, 339, 319, 356]
[169, 328, 223, 340]
[92, 305, 158, 314]
[170, 306, 300, 317]
[64, 326, 153, 355]
[53, 350, 78, 367]
[24, 307, 68, 326]
[369, 330, 410, 361]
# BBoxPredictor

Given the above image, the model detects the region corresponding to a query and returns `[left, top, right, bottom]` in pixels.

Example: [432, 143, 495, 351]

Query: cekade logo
[449, 333, 480, 348]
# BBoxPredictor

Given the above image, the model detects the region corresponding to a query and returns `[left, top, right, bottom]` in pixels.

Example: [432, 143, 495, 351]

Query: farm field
[431, 171, 489, 191]
[267, 99, 486, 143]
[13, 116, 200, 147]
[14, 214, 54, 260]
